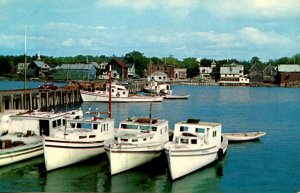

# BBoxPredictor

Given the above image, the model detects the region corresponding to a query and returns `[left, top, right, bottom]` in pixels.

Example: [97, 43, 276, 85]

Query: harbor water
[0, 84, 299, 192]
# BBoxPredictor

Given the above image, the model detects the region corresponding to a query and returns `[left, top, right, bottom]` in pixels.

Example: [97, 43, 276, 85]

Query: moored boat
[104, 116, 169, 175]
[144, 80, 172, 94]
[163, 94, 190, 99]
[80, 83, 163, 102]
[0, 109, 82, 167]
[164, 119, 228, 180]
[43, 115, 115, 171]
[223, 131, 266, 142]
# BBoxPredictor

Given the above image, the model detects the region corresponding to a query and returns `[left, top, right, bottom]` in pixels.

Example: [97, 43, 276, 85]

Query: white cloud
[193, 27, 296, 49]
[203, 0, 300, 18]
[61, 38, 75, 47]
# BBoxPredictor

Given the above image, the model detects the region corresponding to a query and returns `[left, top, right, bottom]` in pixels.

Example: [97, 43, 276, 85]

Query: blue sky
[0, 0, 299, 62]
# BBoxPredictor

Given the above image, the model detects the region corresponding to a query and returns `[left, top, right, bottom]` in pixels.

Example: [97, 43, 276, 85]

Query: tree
[251, 56, 260, 64]
[182, 58, 199, 78]
[124, 51, 149, 77]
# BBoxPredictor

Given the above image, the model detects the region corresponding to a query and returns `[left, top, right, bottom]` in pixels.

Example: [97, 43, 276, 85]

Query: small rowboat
[223, 131, 266, 142]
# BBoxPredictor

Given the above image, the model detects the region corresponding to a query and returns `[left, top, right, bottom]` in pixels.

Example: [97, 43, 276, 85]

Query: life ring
[116, 92, 120, 97]
[217, 149, 223, 161]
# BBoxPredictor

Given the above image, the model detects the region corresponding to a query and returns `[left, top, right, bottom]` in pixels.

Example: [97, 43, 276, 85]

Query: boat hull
[105, 144, 164, 175]
[165, 145, 218, 180]
[223, 131, 266, 142]
[80, 91, 163, 102]
[43, 137, 105, 171]
[0, 142, 43, 167]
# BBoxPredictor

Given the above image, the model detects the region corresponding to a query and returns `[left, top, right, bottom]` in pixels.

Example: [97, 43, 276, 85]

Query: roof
[220, 66, 240, 74]
[151, 70, 167, 76]
[277, 64, 300, 72]
[110, 59, 126, 68]
[57, 63, 96, 70]
[31, 61, 45, 68]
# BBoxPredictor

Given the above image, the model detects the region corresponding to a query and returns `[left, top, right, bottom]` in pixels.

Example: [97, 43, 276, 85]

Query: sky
[0, 0, 299, 62]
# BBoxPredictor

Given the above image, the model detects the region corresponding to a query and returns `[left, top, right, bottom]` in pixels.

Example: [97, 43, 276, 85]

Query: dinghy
[223, 131, 266, 142]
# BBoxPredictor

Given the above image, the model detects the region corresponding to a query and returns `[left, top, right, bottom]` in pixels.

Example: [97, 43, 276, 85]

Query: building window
[180, 126, 189, 132]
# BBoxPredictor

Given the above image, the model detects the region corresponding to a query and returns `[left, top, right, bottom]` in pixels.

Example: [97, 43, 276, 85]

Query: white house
[219, 63, 249, 85]
[174, 68, 187, 79]
[148, 71, 168, 82]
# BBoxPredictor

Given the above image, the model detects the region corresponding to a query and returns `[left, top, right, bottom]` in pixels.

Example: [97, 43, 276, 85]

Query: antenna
[109, 64, 112, 118]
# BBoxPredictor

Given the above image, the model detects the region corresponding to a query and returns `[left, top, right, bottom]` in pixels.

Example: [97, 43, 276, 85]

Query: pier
[0, 88, 81, 112]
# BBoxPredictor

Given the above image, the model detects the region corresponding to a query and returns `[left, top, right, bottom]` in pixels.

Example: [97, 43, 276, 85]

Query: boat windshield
[140, 125, 151, 131]
[120, 124, 138, 130]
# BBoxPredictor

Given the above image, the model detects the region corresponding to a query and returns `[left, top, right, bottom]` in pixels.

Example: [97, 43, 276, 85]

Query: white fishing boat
[104, 116, 169, 175]
[223, 131, 266, 142]
[43, 114, 115, 171]
[164, 119, 228, 180]
[0, 109, 82, 167]
[144, 81, 172, 94]
[80, 83, 163, 102]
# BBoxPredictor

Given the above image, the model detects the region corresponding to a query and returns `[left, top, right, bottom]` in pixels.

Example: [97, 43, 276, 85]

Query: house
[262, 64, 277, 83]
[199, 67, 213, 80]
[27, 61, 47, 77]
[107, 59, 128, 79]
[219, 62, 249, 86]
[126, 63, 136, 78]
[277, 64, 300, 85]
[174, 68, 187, 79]
[96, 62, 109, 79]
[148, 64, 174, 79]
[148, 71, 168, 82]
[249, 63, 263, 83]
[53, 63, 97, 81]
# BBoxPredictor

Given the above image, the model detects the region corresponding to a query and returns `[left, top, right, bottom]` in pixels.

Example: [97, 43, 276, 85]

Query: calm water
[0, 85, 299, 192]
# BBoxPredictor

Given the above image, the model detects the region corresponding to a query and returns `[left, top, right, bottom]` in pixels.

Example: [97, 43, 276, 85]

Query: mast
[109, 64, 112, 118]
[24, 28, 27, 110]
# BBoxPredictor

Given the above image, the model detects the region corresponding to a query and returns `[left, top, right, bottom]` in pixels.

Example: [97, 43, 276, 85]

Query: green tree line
[0, 51, 299, 78]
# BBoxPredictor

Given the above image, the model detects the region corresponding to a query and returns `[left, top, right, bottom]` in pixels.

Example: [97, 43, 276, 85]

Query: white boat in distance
[163, 94, 190, 99]
[144, 81, 172, 94]
[43, 114, 115, 171]
[104, 116, 169, 175]
[80, 83, 163, 102]
[0, 109, 83, 167]
[164, 119, 228, 180]
[223, 131, 266, 142]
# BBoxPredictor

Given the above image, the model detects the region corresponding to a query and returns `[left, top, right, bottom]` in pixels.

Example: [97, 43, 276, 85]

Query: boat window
[114, 137, 118, 141]
[63, 119, 66, 126]
[140, 125, 150, 131]
[180, 126, 188, 132]
[89, 135, 96, 138]
[121, 124, 138, 130]
[152, 127, 157, 131]
[53, 121, 57, 128]
[132, 139, 138, 142]
[70, 123, 76, 128]
[196, 128, 205, 133]
[123, 92, 126, 95]
[180, 138, 188, 144]
[143, 138, 147, 141]
[121, 138, 128, 142]
[191, 139, 197, 144]
[57, 119, 61, 126]
[112, 89, 114, 93]
[77, 123, 82, 128]
[79, 136, 87, 139]
[164, 126, 167, 133]
[93, 124, 98, 130]
[213, 131, 217, 137]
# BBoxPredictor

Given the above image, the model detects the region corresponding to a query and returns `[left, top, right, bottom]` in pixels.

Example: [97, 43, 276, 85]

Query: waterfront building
[53, 63, 97, 81]
[148, 71, 168, 82]
[219, 62, 249, 86]
[107, 59, 128, 79]
[249, 63, 263, 84]
[147, 64, 174, 79]
[126, 63, 136, 78]
[262, 64, 277, 83]
[174, 68, 187, 79]
[277, 64, 300, 86]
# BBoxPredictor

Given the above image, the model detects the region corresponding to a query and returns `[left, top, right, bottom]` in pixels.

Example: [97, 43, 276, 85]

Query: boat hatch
[187, 119, 200, 124]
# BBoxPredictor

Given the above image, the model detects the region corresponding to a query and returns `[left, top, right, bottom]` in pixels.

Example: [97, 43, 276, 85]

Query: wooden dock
[0, 88, 81, 112]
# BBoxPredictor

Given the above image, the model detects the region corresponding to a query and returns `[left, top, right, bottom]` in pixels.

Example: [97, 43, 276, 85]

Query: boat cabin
[173, 119, 222, 146]
[106, 83, 129, 97]
[7, 112, 69, 137]
[114, 117, 169, 144]
[60, 118, 115, 140]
